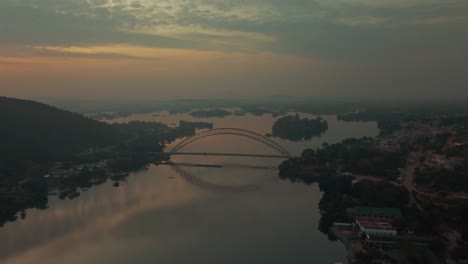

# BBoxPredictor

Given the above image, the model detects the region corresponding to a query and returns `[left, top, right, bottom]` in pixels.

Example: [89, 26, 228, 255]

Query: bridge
[160, 128, 292, 193]
[169, 152, 290, 159]
[165, 128, 294, 158]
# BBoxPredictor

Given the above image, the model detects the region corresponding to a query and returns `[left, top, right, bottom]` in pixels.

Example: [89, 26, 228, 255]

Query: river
[0, 112, 378, 264]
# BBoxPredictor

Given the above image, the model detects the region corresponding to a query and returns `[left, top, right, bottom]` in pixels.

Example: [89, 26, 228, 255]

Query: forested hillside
[0, 97, 122, 179]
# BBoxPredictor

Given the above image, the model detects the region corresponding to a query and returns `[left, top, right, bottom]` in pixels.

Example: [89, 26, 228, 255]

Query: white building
[355, 217, 397, 237]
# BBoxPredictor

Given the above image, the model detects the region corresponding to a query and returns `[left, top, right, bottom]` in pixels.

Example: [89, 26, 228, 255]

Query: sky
[0, 0, 467, 100]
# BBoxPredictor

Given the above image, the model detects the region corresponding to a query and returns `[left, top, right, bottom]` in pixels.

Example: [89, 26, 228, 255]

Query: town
[279, 115, 468, 263]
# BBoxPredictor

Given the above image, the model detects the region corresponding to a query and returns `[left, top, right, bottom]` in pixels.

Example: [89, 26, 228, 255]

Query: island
[271, 114, 328, 141]
[178, 120, 213, 130]
[239, 106, 285, 117]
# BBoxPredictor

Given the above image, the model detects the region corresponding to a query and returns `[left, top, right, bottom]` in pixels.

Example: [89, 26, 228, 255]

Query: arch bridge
[167, 128, 293, 159]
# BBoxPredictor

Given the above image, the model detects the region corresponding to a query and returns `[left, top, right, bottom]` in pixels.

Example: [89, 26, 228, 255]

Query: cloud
[1, 0, 467, 56]
[0, 0, 467, 99]
[31, 46, 162, 61]
[415, 16, 468, 25]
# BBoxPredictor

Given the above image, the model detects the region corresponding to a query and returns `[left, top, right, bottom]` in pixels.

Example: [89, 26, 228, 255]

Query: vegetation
[294, 138, 405, 180]
[338, 104, 468, 123]
[190, 109, 232, 118]
[0, 97, 123, 179]
[278, 137, 410, 234]
[415, 167, 468, 193]
[239, 106, 285, 117]
[178, 120, 213, 130]
[271, 114, 328, 141]
[88, 112, 132, 120]
[279, 156, 409, 233]
[351, 180, 409, 207]
[0, 177, 48, 227]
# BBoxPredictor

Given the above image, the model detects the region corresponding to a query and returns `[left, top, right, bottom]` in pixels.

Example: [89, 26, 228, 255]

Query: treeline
[179, 120, 213, 130]
[338, 107, 468, 136]
[338, 104, 468, 123]
[271, 114, 328, 141]
[88, 112, 132, 120]
[299, 138, 404, 180]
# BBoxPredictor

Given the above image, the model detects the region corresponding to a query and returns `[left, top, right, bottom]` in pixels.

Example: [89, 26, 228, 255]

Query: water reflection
[1, 165, 199, 264]
[169, 164, 260, 193]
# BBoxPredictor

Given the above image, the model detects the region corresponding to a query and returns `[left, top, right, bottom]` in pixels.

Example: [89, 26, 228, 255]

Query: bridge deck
[158, 152, 293, 159]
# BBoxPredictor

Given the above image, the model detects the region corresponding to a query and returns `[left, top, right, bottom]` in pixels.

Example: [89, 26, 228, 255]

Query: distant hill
[0, 97, 122, 168]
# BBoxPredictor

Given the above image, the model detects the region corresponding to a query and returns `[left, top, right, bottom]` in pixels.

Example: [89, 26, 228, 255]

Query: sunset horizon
[2, 0, 467, 100]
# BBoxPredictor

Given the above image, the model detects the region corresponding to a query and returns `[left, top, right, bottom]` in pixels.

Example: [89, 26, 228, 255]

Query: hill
[0, 96, 122, 179]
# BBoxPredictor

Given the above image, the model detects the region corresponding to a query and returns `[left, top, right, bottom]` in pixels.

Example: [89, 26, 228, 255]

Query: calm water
[0, 113, 378, 264]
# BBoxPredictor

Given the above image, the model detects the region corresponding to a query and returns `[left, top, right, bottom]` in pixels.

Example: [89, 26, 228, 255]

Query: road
[403, 154, 424, 211]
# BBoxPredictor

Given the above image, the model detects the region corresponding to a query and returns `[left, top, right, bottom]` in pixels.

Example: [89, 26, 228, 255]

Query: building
[355, 217, 397, 237]
[349, 207, 401, 248]
[353, 216, 399, 249]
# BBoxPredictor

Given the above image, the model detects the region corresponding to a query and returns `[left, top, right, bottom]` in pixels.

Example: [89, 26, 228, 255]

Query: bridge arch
[169, 128, 291, 157]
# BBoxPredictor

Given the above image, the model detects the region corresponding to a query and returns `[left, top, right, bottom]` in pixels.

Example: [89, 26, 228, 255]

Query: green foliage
[88, 112, 132, 120]
[272, 114, 328, 141]
[239, 106, 285, 117]
[0, 96, 122, 167]
[416, 168, 468, 193]
[310, 138, 404, 180]
[318, 192, 354, 233]
[278, 136, 410, 236]
[179, 120, 213, 129]
[351, 180, 409, 207]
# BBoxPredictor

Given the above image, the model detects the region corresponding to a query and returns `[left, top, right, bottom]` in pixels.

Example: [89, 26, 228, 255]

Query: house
[355, 217, 397, 237]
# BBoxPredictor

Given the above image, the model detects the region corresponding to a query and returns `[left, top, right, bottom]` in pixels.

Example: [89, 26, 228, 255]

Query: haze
[1, 0, 467, 100]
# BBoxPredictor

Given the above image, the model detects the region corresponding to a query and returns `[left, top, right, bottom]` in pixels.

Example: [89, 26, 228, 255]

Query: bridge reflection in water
[162, 128, 292, 193]
[168, 165, 261, 193]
